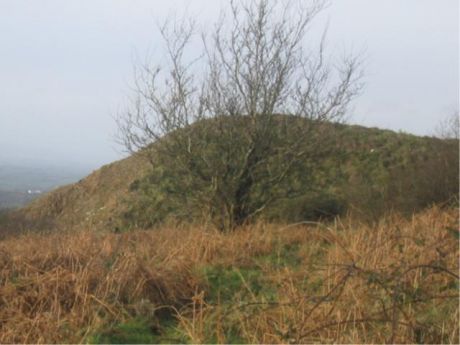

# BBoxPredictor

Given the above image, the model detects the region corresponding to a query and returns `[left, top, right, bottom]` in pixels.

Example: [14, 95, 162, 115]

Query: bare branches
[436, 109, 459, 140]
[117, 0, 363, 229]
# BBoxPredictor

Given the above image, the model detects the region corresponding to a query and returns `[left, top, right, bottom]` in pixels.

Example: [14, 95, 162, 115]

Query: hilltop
[1, 120, 457, 237]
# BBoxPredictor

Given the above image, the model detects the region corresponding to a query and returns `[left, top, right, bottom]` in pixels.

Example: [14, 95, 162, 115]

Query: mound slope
[4, 154, 149, 234]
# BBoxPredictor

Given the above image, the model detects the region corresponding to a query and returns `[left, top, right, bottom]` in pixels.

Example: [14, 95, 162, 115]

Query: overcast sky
[0, 0, 458, 169]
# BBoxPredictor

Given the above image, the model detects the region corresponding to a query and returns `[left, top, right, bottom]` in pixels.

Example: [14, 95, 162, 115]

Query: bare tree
[436, 110, 459, 140]
[117, 0, 362, 230]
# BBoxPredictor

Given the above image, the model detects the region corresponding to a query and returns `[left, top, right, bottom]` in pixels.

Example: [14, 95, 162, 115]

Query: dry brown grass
[232, 209, 459, 344]
[0, 206, 458, 343]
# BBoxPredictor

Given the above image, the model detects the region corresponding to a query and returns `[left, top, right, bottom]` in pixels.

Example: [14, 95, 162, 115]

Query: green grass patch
[88, 317, 187, 344]
[88, 318, 157, 344]
[201, 265, 277, 304]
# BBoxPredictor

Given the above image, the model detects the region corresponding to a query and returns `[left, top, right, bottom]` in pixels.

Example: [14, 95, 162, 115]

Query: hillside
[1, 121, 457, 236]
[0, 121, 458, 343]
[2, 153, 150, 234]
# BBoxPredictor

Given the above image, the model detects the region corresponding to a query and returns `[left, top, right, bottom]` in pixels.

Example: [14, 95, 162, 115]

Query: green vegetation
[89, 319, 159, 344]
[0, 120, 457, 240]
[89, 317, 188, 344]
[201, 265, 274, 304]
[124, 121, 459, 228]
[1, 121, 456, 238]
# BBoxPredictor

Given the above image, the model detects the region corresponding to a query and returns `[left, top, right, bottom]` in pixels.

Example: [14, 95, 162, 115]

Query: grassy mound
[124, 122, 459, 228]
[0, 121, 457, 237]
[0, 206, 458, 343]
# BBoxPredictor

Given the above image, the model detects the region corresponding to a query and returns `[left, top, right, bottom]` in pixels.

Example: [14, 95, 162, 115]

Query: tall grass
[0, 206, 458, 343]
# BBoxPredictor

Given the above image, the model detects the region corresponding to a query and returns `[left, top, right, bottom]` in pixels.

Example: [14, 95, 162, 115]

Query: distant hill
[1, 120, 458, 236]
[0, 163, 90, 209]
[0, 190, 37, 209]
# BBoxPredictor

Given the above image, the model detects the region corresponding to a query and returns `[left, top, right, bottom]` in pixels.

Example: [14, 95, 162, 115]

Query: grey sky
[0, 0, 458, 169]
